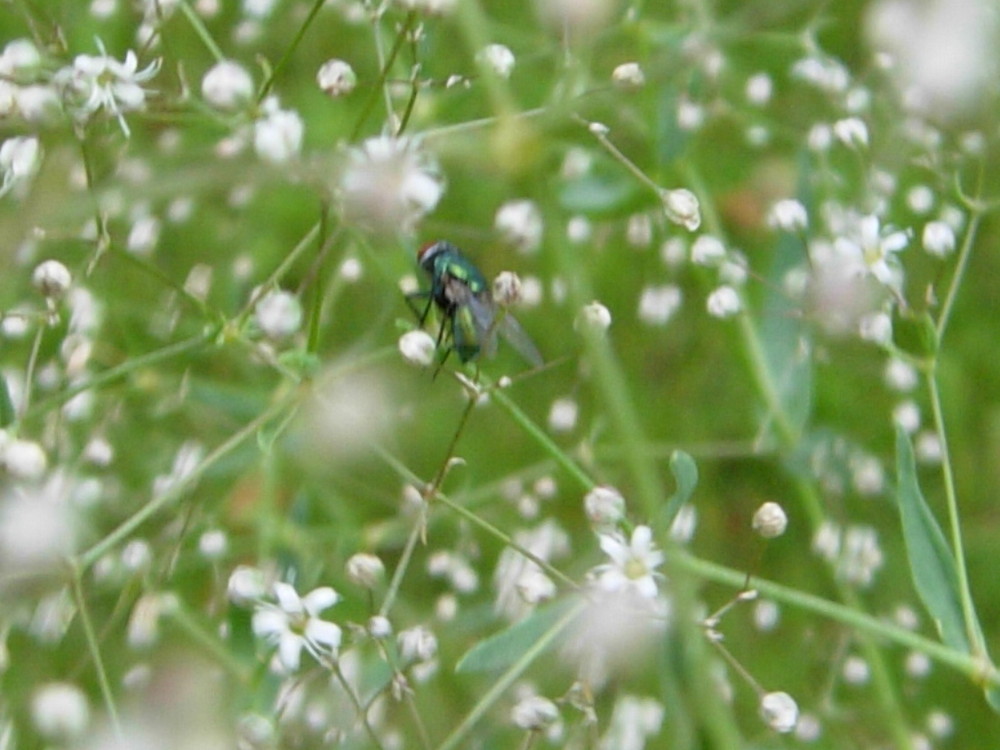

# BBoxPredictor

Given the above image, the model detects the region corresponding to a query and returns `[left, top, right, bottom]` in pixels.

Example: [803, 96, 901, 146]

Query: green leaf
[558, 168, 641, 216]
[759, 229, 812, 439]
[892, 309, 938, 359]
[894, 425, 969, 653]
[985, 684, 1000, 714]
[661, 450, 698, 528]
[456, 598, 576, 673]
[0, 374, 14, 427]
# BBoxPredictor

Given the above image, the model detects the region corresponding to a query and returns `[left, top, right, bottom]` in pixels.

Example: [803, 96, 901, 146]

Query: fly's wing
[496, 310, 543, 367]
[466, 292, 499, 359]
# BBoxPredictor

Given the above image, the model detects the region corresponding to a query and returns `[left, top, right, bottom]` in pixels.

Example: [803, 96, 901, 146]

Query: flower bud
[760, 691, 798, 733]
[493, 271, 522, 306]
[398, 329, 437, 367]
[575, 301, 612, 333]
[661, 188, 701, 231]
[752, 501, 788, 539]
[317, 59, 357, 97]
[32, 260, 72, 300]
[346, 552, 385, 589]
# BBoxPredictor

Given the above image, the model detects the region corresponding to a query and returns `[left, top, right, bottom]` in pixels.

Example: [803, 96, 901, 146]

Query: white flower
[253, 98, 304, 163]
[346, 552, 385, 589]
[398, 329, 437, 367]
[637, 284, 682, 326]
[338, 135, 444, 234]
[253, 289, 302, 338]
[858, 311, 892, 345]
[32, 260, 72, 299]
[511, 695, 560, 731]
[228, 565, 268, 605]
[612, 62, 645, 89]
[201, 60, 254, 109]
[477, 44, 516, 78]
[922, 220, 955, 257]
[0, 135, 41, 198]
[745, 72, 773, 105]
[833, 214, 909, 289]
[766, 199, 808, 232]
[31, 683, 90, 741]
[833, 117, 869, 148]
[398, 624, 437, 662]
[317, 59, 357, 96]
[548, 396, 578, 433]
[492, 271, 523, 306]
[661, 188, 701, 231]
[55, 42, 160, 137]
[760, 691, 798, 733]
[495, 199, 543, 253]
[575, 301, 612, 333]
[252, 582, 342, 672]
[593, 525, 664, 599]
[1, 438, 47, 479]
[752, 502, 788, 538]
[706, 285, 741, 318]
[15, 84, 61, 124]
[584, 485, 625, 526]
[690, 234, 726, 266]
[395, 0, 457, 15]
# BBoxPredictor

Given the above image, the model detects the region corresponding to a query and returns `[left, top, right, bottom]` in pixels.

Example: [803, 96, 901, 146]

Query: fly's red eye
[418, 241, 441, 261]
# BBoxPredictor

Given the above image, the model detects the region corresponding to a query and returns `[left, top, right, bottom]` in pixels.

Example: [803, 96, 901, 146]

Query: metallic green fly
[409, 240, 543, 369]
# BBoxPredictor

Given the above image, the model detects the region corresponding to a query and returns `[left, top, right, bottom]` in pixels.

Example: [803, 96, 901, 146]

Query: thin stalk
[236, 221, 323, 322]
[76, 389, 297, 570]
[70, 563, 121, 737]
[350, 12, 417, 140]
[378, 506, 425, 618]
[926, 370, 984, 658]
[165, 603, 252, 682]
[435, 599, 586, 750]
[18, 321, 45, 420]
[489, 386, 594, 492]
[257, 0, 327, 102]
[936, 210, 980, 343]
[179, 0, 225, 63]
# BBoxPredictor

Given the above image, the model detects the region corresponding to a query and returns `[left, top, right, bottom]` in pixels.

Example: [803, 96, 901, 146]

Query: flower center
[624, 557, 648, 580]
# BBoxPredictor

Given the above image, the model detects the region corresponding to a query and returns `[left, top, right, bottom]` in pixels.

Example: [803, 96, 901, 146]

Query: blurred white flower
[575, 301, 612, 333]
[32, 260, 72, 300]
[317, 59, 357, 96]
[535, 0, 618, 39]
[766, 199, 808, 233]
[398, 624, 437, 662]
[706, 285, 741, 318]
[922, 220, 956, 257]
[691, 234, 726, 266]
[0, 135, 41, 199]
[395, 0, 457, 15]
[477, 44, 516, 78]
[745, 72, 773, 105]
[600, 694, 665, 750]
[637, 284, 682, 326]
[548, 396, 578, 433]
[833, 117, 869, 149]
[833, 214, 908, 290]
[253, 97, 304, 163]
[55, 42, 160, 136]
[584, 485, 625, 527]
[201, 60, 254, 109]
[612, 62, 645, 89]
[760, 691, 798, 733]
[338, 135, 444, 234]
[252, 582, 342, 672]
[495, 199, 543, 253]
[752, 501, 788, 539]
[866, 0, 998, 118]
[512, 694, 560, 731]
[32, 683, 90, 742]
[253, 288, 302, 339]
[398, 329, 437, 367]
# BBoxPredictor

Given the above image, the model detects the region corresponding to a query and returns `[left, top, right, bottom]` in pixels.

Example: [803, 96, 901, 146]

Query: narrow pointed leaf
[661, 450, 698, 528]
[894, 426, 969, 653]
[456, 597, 576, 673]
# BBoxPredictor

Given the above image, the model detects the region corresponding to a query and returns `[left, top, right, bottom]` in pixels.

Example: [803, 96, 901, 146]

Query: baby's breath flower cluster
[0, 0, 996, 747]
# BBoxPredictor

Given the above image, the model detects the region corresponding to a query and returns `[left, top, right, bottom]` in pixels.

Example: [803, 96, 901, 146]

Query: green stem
[20, 332, 213, 424]
[166, 603, 252, 682]
[488, 384, 594, 492]
[936, 210, 980, 344]
[257, 0, 327, 102]
[435, 599, 586, 750]
[70, 563, 121, 736]
[19, 321, 45, 420]
[350, 13, 417, 140]
[926, 370, 983, 658]
[179, 0, 225, 63]
[76, 389, 297, 570]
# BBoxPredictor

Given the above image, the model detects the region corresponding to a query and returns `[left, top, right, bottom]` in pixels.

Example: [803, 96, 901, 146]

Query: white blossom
[760, 691, 798, 733]
[752, 502, 788, 538]
[575, 301, 612, 333]
[253, 98, 304, 163]
[253, 289, 302, 339]
[398, 329, 437, 367]
[592, 525, 664, 599]
[495, 199, 543, 253]
[706, 285, 742, 318]
[745, 72, 773, 105]
[766, 199, 808, 233]
[661, 188, 701, 231]
[32, 260, 72, 299]
[252, 582, 342, 672]
[691, 234, 726, 266]
[32, 683, 90, 741]
[317, 59, 357, 96]
[338, 135, 444, 234]
[201, 60, 254, 109]
[612, 62, 645, 89]
[477, 44, 516, 78]
[922, 220, 956, 257]
[55, 42, 160, 136]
